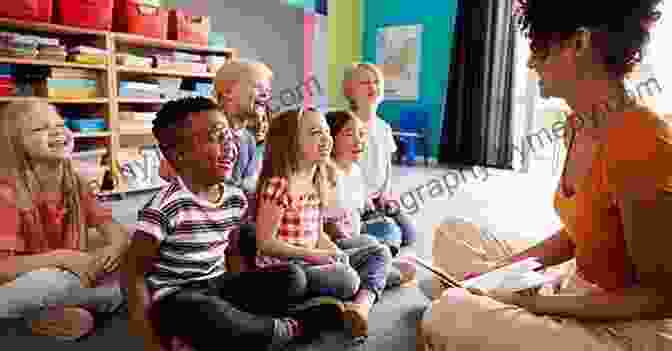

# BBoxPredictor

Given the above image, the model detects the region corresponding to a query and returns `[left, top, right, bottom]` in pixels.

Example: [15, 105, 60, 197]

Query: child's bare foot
[29, 306, 94, 341]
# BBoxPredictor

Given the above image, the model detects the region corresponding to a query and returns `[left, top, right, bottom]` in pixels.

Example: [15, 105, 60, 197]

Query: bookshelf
[0, 17, 236, 197]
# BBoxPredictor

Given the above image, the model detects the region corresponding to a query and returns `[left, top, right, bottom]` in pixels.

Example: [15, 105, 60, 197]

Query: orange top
[0, 177, 113, 260]
[554, 111, 672, 291]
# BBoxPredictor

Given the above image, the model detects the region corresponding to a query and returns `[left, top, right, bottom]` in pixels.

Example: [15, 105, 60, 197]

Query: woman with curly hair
[418, 1, 672, 350]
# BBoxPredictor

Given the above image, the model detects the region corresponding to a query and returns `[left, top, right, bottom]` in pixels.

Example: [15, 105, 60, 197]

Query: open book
[461, 258, 557, 292]
[412, 256, 558, 292]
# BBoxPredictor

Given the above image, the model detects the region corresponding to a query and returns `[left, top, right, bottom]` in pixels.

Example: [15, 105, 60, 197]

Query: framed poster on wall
[375, 24, 423, 101]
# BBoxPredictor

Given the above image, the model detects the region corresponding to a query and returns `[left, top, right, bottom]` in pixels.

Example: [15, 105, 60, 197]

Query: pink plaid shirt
[255, 177, 322, 268]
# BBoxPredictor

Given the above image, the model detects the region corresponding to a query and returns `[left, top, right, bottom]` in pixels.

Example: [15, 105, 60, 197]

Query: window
[637, 2, 670, 114]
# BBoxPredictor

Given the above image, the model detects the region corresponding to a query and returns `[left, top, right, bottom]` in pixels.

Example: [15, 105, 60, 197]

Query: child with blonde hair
[214, 59, 273, 191]
[159, 59, 273, 192]
[0, 101, 128, 341]
[342, 63, 419, 251]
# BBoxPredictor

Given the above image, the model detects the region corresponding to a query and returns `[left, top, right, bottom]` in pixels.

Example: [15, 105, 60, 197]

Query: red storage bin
[168, 9, 210, 45]
[114, 0, 167, 39]
[0, 0, 52, 22]
[56, 0, 113, 30]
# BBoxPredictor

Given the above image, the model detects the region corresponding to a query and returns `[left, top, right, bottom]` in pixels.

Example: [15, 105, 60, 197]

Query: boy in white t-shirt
[342, 63, 418, 248]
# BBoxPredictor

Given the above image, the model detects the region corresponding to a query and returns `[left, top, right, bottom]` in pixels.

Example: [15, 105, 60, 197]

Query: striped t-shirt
[133, 176, 248, 301]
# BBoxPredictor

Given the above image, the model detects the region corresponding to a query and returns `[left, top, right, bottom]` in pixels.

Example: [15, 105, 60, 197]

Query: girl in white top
[341, 63, 396, 198]
[326, 110, 368, 237]
[324, 110, 417, 295]
[342, 62, 418, 247]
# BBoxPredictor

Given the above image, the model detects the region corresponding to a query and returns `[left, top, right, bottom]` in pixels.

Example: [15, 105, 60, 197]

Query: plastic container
[56, 0, 113, 30]
[0, 0, 52, 22]
[46, 79, 97, 98]
[114, 0, 168, 39]
[398, 135, 417, 165]
[0, 65, 14, 76]
[168, 9, 210, 45]
[67, 118, 106, 132]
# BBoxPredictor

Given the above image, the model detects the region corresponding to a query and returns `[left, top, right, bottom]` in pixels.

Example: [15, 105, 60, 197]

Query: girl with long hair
[0, 101, 128, 340]
[254, 106, 393, 338]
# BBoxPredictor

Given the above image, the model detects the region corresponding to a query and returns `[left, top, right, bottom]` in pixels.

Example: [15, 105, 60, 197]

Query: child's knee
[340, 265, 361, 298]
[285, 263, 308, 298]
[317, 264, 360, 299]
[375, 243, 394, 262]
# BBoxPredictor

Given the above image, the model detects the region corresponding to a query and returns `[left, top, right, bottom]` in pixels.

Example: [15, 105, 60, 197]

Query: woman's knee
[421, 289, 507, 342]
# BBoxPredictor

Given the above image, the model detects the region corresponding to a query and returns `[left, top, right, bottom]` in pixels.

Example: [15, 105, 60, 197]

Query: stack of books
[0, 64, 15, 96]
[37, 42, 67, 62]
[119, 80, 161, 99]
[44, 68, 99, 99]
[116, 53, 153, 68]
[0, 32, 38, 58]
[68, 46, 108, 65]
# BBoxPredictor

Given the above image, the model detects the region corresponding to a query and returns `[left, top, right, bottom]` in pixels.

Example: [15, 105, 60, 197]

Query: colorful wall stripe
[283, 0, 327, 15]
[362, 0, 458, 159]
[303, 13, 315, 106]
[328, 0, 363, 108]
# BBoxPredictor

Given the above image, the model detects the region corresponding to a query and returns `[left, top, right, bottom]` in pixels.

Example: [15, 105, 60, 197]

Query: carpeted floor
[1, 164, 562, 350]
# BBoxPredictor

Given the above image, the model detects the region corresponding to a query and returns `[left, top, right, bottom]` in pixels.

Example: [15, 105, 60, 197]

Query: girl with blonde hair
[0, 101, 128, 341]
[342, 63, 419, 252]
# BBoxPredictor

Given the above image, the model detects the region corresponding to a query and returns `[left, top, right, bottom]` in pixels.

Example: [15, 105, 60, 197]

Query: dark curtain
[439, 0, 517, 169]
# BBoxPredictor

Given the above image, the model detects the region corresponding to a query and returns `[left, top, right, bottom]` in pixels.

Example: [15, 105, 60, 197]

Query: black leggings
[151, 263, 306, 351]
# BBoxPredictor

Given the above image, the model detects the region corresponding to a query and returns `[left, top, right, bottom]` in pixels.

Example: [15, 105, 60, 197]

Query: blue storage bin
[67, 118, 106, 132]
[396, 105, 429, 164]
[47, 79, 97, 89]
[398, 135, 417, 164]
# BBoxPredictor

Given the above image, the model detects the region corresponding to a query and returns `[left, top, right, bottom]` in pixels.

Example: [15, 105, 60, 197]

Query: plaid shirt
[255, 177, 322, 268]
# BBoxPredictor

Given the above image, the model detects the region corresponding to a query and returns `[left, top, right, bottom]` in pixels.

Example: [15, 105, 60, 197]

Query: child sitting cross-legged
[324, 110, 417, 292]
[121, 98, 344, 351]
[254, 106, 392, 338]
[342, 63, 419, 252]
[0, 101, 127, 341]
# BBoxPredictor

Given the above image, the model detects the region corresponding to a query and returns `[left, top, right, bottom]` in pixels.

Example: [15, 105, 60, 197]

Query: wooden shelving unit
[0, 17, 236, 196]
[116, 66, 215, 79]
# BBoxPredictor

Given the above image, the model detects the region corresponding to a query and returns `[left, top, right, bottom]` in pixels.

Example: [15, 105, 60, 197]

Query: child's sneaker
[28, 306, 95, 341]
